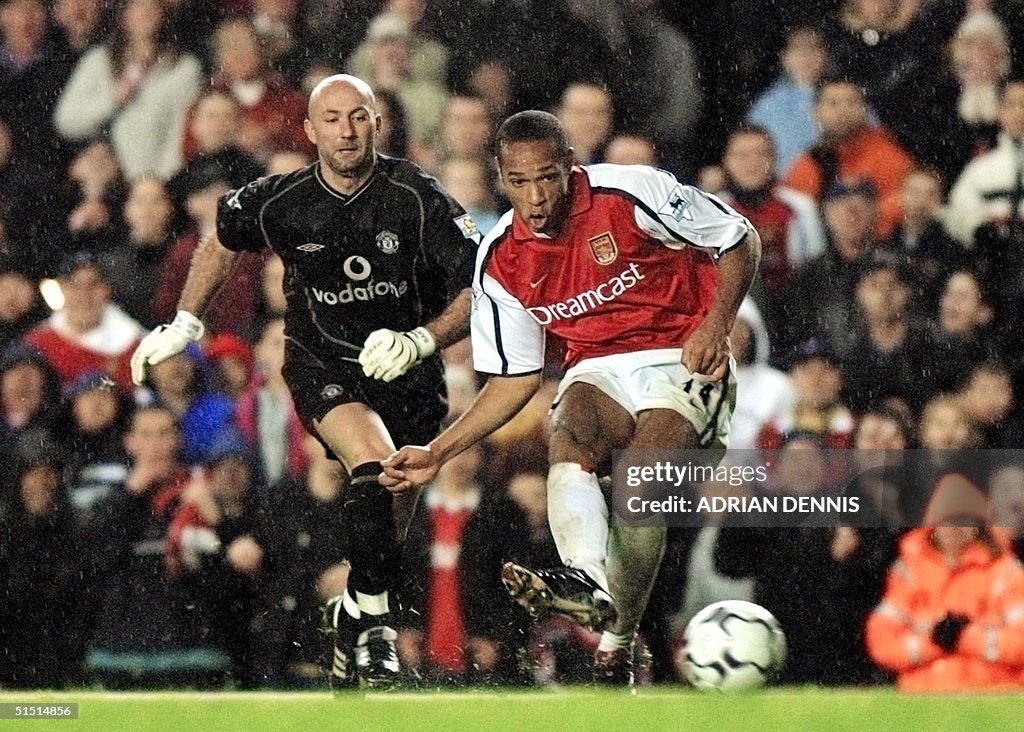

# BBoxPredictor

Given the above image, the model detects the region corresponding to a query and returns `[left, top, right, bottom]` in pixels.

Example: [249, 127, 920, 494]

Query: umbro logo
[297, 242, 325, 252]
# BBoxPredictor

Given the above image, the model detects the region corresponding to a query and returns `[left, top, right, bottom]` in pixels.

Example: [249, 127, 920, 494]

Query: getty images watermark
[610, 449, 1024, 528]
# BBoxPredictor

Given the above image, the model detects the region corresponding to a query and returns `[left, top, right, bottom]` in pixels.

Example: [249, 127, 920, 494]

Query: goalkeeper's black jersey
[217, 155, 479, 363]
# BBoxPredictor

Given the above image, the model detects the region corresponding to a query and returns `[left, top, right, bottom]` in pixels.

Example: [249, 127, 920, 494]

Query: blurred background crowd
[3, 0, 1024, 691]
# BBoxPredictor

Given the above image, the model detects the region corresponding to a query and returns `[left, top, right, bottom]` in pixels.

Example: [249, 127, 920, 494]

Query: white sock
[547, 462, 610, 593]
[597, 630, 634, 653]
[355, 590, 390, 618]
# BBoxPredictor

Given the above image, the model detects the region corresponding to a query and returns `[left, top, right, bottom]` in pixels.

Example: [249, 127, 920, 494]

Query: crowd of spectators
[3, 0, 1024, 691]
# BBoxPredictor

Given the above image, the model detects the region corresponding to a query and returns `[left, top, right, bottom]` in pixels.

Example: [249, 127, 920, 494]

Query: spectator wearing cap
[348, 12, 447, 157]
[23, 252, 145, 391]
[884, 168, 969, 314]
[783, 78, 915, 238]
[141, 342, 237, 467]
[154, 152, 266, 336]
[787, 178, 881, 359]
[842, 249, 934, 414]
[866, 474, 1024, 692]
[0, 433, 85, 688]
[757, 338, 855, 451]
[61, 371, 131, 533]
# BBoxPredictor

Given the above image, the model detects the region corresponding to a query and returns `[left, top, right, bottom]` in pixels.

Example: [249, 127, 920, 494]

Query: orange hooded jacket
[865, 527, 1024, 692]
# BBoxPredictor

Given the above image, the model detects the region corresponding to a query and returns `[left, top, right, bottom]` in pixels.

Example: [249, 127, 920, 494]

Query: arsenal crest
[376, 230, 400, 254]
[587, 232, 618, 265]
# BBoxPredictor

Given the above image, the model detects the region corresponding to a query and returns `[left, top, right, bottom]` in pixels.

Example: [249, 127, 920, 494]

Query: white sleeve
[945, 159, 990, 246]
[470, 254, 545, 376]
[54, 46, 117, 139]
[626, 167, 751, 257]
[155, 55, 203, 180]
[777, 186, 826, 264]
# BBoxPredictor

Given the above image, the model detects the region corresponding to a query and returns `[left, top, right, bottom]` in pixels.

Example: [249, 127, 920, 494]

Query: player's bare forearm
[430, 372, 543, 462]
[706, 228, 761, 331]
[177, 232, 238, 317]
[381, 372, 542, 491]
[682, 228, 760, 377]
[423, 288, 472, 349]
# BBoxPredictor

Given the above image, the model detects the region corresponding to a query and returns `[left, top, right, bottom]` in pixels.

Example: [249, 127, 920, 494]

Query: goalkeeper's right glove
[130, 310, 204, 385]
[358, 327, 436, 383]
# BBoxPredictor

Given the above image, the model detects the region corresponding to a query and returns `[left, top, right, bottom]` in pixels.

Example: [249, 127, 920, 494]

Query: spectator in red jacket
[24, 252, 145, 391]
[784, 78, 915, 238]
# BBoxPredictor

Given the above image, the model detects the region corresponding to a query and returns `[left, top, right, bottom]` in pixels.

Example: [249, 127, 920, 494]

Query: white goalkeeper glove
[359, 326, 436, 383]
[130, 310, 205, 385]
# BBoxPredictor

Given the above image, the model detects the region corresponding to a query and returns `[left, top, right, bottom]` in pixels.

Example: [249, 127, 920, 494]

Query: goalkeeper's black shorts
[283, 336, 447, 454]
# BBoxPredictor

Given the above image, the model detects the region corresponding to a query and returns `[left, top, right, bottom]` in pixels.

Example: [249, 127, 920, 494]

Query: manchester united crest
[376, 230, 400, 254]
[587, 232, 618, 265]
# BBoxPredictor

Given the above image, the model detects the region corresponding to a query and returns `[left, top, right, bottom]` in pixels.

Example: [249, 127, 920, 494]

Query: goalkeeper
[130, 75, 477, 688]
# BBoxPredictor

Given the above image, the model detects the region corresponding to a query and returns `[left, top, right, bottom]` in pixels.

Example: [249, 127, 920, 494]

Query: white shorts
[552, 349, 737, 449]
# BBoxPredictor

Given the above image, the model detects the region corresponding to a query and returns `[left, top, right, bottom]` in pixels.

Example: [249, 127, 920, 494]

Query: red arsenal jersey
[471, 165, 752, 374]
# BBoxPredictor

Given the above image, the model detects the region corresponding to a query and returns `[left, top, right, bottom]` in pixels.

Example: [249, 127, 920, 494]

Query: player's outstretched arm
[130, 233, 238, 385]
[360, 287, 472, 382]
[380, 372, 543, 492]
[681, 228, 761, 380]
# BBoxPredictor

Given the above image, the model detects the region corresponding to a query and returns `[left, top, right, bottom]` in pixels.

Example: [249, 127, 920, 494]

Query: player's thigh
[549, 382, 634, 470]
[314, 402, 397, 473]
[630, 407, 726, 471]
[631, 407, 700, 450]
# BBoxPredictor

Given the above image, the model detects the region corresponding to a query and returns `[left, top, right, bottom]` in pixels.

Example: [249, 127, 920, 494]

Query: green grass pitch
[1, 688, 1020, 731]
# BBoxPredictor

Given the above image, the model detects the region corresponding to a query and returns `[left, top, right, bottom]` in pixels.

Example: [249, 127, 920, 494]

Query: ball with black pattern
[682, 600, 787, 691]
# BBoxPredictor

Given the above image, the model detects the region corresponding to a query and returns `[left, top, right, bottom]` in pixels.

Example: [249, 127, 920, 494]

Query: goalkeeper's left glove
[359, 327, 436, 382]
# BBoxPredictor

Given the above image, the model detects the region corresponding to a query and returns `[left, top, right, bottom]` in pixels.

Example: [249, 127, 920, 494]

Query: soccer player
[381, 111, 760, 684]
[130, 75, 479, 688]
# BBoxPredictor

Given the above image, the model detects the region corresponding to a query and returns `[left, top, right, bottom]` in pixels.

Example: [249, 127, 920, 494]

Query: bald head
[304, 73, 381, 192]
[308, 74, 376, 117]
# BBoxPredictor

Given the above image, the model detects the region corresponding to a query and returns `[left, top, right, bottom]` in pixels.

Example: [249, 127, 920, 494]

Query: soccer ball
[682, 600, 786, 691]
